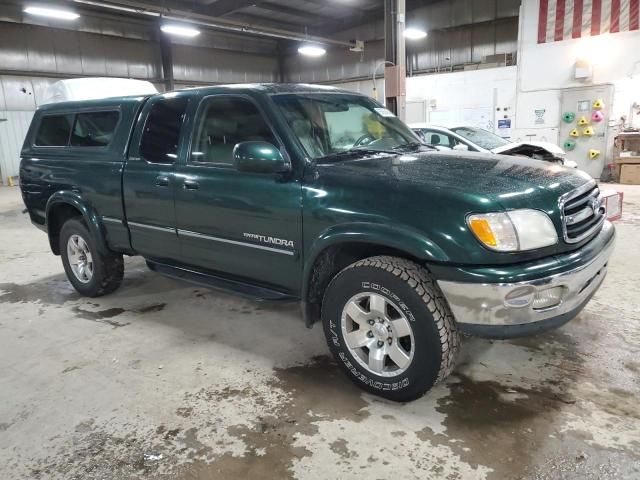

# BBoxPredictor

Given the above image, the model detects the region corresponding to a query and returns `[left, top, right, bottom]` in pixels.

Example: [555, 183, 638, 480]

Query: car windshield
[271, 93, 420, 160]
[450, 126, 510, 150]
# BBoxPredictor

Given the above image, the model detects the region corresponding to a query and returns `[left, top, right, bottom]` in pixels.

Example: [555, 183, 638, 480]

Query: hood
[492, 141, 566, 157]
[318, 149, 590, 208]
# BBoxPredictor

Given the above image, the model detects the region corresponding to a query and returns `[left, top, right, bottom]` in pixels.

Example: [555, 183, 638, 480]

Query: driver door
[173, 95, 303, 293]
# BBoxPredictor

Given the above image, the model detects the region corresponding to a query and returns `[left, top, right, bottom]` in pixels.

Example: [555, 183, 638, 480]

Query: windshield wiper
[317, 146, 396, 162]
[352, 146, 398, 154]
[392, 141, 437, 151]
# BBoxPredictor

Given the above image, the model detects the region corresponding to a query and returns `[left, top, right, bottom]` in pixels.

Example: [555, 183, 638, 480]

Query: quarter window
[140, 97, 188, 164]
[34, 114, 74, 147]
[191, 96, 277, 165]
[70, 111, 120, 147]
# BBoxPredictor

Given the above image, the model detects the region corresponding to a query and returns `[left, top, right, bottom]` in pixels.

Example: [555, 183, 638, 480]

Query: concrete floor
[0, 185, 639, 480]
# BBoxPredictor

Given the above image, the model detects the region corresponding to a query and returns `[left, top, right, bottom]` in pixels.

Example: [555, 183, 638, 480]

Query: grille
[560, 182, 606, 243]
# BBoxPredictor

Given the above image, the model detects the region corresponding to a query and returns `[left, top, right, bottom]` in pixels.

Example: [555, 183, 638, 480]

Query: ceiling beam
[205, 0, 259, 17]
[132, 0, 259, 18]
[229, 13, 308, 31]
[72, 0, 356, 46]
[253, 2, 338, 24]
[300, 0, 370, 16]
[206, 0, 366, 24]
[318, 0, 452, 35]
[319, 8, 382, 34]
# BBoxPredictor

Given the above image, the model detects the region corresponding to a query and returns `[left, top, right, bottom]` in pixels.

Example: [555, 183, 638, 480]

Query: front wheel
[60, 218, 124, 297]
[322, 256, 459, 402]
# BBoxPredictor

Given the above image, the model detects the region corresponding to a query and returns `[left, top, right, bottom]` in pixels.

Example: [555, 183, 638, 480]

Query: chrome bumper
[437, 236, 615, 328]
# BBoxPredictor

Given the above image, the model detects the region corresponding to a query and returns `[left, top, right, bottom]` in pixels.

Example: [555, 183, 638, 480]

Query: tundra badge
[243, 232, 294, 248]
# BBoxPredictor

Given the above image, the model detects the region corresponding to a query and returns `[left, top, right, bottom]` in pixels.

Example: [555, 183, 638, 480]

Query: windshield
[271, 93, 420, 160]
[450, 126, 510, 150]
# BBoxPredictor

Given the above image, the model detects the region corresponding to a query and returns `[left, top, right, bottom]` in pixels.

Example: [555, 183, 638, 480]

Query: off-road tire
[60, 218, 124, 297]
[322, 255, 459, 402]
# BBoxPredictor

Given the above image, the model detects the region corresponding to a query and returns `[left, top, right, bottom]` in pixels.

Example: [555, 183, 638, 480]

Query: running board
[146, 260, 297, 302]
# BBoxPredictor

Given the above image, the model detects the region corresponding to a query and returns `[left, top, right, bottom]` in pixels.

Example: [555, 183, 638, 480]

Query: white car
[410, 123, 578, 168]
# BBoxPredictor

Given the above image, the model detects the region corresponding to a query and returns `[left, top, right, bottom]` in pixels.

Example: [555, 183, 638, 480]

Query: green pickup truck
[20, 84, 616, 401]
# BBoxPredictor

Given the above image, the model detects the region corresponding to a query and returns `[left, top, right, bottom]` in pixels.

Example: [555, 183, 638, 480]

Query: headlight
[467, 209, 558, 251]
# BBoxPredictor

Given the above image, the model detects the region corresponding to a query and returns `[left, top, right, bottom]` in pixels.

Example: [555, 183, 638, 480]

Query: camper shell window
[71, 111, 120, 147]
[34, 114, 74, 147]
[34, 110, 120, 148]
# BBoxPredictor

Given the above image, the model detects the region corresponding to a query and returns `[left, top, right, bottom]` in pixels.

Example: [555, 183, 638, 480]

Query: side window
[447, 135, 463, 148]
[34, 114, 74, 147]
[140, 97, 188, 164]
[190, 96, 277, 165]
[444, 134, 459, 148]
[70, 111, 120, 147]
[424, 130, 451, 148]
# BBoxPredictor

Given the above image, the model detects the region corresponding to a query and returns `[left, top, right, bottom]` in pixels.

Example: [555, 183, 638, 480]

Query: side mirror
[453, 143, 469, 151]
[233, 141, 290, 174]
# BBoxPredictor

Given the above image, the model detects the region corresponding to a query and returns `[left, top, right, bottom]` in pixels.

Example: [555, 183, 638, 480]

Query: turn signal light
[468, 218, 497, 247]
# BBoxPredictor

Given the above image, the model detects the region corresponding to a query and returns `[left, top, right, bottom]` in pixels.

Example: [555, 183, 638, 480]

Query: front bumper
[437, 223, 615, 338]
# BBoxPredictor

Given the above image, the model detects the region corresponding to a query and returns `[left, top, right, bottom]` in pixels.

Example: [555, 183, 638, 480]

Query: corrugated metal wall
[285, 40, 385, 84]
[0, 21, 161, 81]
[0, 15, 280, 181]
[0, 74, 62, 183]
[0, 1, 278, 55]
[172, 44, 278, 85]
[284, 0, 520, 84]
[1, 75, 65, 110]
[0, 21, 281, 87]
[0, 111, 33, 183]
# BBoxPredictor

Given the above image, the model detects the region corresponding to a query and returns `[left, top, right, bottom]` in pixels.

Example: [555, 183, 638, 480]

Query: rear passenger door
[123, 94, 189, 261]
[173, 94, 302, 292]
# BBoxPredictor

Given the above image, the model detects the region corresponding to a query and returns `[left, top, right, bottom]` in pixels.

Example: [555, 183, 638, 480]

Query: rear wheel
[321, 255, 459, 402]
[60, 218, 124, 297]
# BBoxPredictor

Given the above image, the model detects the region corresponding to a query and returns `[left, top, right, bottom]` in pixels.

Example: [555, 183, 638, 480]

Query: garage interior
[1, 0, 640, 478]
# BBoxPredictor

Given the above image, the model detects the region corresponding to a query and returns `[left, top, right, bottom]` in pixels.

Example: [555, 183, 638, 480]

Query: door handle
[155, 175, 170, 187]
[183, 179, 200, 190]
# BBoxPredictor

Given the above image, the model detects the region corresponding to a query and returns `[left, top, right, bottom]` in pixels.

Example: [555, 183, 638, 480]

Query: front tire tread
[335, 255, 459, 388]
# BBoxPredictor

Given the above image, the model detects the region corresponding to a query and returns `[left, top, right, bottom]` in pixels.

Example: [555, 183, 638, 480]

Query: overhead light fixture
[298, 45, 326, 57]
[23, 6, 80, 20]
[161, 24, 201, 37]
[404, 28, 427, 40]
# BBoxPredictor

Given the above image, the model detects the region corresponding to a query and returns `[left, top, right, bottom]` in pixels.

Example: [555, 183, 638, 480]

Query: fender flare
[301, 222, 449, 302]
[45, 191, 109, 254]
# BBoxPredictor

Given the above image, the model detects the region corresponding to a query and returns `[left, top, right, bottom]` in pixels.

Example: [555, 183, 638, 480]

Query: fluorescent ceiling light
[23, 6, 80, 20]
[298, 45, 326, 57]
[404, 28, 427, 40]
[161, 24, 201, 37]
